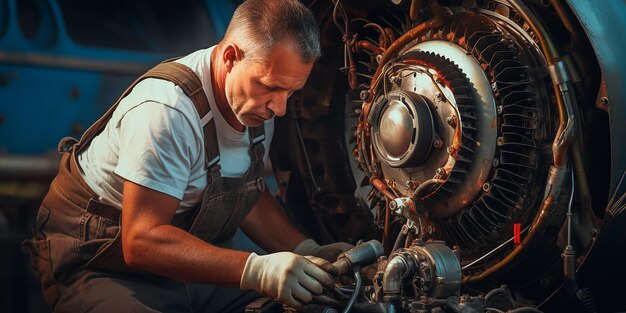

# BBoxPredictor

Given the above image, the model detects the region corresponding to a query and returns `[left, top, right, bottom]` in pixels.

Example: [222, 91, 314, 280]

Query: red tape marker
[514, 223, 521, 245]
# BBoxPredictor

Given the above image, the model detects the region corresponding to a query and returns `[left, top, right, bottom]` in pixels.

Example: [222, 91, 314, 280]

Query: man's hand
[293, 239, 355, 262]
[240, 252, 335, 309]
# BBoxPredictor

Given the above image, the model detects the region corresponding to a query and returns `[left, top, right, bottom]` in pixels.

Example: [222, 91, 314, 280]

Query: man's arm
[121, 180, 334, 308]
[239, 188, 308, 253]
[121, 180, 250, 286]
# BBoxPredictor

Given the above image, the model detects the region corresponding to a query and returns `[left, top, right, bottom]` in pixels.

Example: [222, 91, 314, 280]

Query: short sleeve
[114, 101, 200, 200]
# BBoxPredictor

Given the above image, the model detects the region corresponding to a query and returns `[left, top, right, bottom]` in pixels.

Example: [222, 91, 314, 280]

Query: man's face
[224, 42, 314, 127]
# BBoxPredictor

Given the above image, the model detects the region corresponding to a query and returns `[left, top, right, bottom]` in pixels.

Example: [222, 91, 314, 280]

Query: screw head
[492, 158, 500, 167]
[389, 200, 397, 210]
[360, 90, 370, 101]
[496, 137, 505, 146]
[446, 116, 457, 127]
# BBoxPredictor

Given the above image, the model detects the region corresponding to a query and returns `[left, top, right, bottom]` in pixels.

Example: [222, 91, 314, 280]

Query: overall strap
[249, 125, 266, 145]
[74, 61, 220, 168]
[248, 125, 266, 162]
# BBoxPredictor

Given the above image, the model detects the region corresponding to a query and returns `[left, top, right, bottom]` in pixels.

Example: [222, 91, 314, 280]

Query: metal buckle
[256, 177, 265, 192]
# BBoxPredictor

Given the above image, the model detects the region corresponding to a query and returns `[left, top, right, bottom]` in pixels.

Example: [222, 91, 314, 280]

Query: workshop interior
[1, 0, 625, 312]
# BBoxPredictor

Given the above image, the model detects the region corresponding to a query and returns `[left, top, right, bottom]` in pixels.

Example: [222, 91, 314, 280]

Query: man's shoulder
[123, 78, 195, 113]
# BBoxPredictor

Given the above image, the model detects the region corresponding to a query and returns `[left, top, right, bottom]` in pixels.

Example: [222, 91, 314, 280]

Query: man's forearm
[240, 189, 308, 253]
[123, 223, 250, 286]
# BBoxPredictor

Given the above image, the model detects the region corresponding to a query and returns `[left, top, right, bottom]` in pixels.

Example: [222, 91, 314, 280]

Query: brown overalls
[25, 61, 267, 312]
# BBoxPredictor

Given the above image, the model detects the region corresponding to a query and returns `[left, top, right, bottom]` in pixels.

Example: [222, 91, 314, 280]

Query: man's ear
[223, 44, 243, 71]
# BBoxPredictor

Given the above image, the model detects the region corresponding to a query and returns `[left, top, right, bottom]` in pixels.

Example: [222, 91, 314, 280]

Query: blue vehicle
[0, 0, 236, 182]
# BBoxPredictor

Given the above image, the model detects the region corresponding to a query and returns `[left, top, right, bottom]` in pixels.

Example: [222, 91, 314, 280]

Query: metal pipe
[507, 0, 577, 167]
[413, 178, 445, 200]
[382, 255, 410, 303]
[506, 0, 559, 64]
[357, 40, 385, 55]
[371, 177, 396, 200]
[548, 60, 576, 168]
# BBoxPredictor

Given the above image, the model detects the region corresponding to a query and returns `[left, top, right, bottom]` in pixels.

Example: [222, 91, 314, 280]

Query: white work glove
[293, 238, 355, 262]
[240, 252, 335, 309]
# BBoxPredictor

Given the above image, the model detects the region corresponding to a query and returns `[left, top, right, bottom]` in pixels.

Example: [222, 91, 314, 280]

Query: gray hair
[223, 0, 321, 64]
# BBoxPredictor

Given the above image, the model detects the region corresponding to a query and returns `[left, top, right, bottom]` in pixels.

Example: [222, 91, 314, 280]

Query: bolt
[434, 139, 443, 148]
[389, 200, 398, 211]
[376, 54, 383, 63]
[497, 105, 503, 114]
[436, 277, 445, 284]
[434, 92, 443, 101]
[360, 90, 370, 101]
[492, 158, 500, 167]
[446, 116, 457, 127]
[436, 167, 445, 176]
[496, 136, 505, 146]
[482, 183, 492, 192]
[390, 200, 404, 214]
[406, 180, 417, 189]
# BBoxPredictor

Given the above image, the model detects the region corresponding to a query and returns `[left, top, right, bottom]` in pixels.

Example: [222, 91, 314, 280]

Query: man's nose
[268, 92, 288, 117]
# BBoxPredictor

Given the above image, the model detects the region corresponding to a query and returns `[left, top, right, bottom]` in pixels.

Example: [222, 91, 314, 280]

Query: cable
[342, 267, 362, 313]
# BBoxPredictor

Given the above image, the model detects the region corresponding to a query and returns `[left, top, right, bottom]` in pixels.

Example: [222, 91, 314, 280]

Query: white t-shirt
[77, 46, 274, 212]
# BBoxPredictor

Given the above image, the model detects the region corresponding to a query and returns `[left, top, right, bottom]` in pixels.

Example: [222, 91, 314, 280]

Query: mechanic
[25, 0, 353, 311]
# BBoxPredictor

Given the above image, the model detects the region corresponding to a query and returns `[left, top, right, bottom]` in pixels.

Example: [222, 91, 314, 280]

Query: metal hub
[372, 90, 435, 167]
